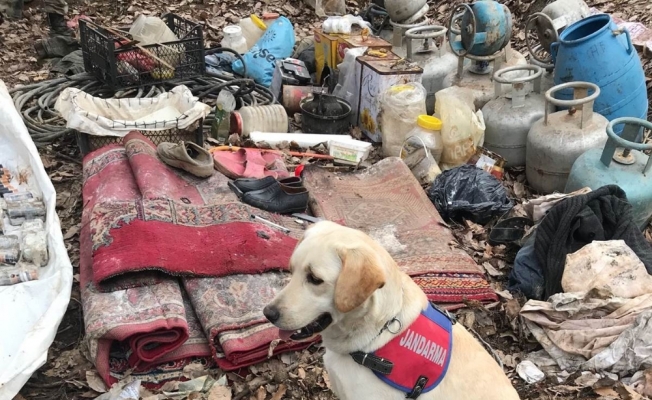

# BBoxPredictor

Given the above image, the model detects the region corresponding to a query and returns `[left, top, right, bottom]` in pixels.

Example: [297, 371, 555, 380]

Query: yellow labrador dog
[264, 221, 520, 400]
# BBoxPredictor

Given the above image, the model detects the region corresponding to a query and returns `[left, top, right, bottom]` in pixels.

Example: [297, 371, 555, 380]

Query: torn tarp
[520, 240, 652, 376]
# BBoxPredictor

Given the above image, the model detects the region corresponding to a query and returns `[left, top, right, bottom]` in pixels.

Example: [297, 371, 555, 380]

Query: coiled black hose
[8, 49, 275, 147]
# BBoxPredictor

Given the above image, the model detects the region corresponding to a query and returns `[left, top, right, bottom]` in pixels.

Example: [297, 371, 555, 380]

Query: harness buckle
[431, 302, 457, 325]
[406, 376, 428, 399]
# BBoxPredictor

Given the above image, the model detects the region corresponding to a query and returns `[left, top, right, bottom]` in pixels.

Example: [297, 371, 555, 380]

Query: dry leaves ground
[2, 0, 652, 399]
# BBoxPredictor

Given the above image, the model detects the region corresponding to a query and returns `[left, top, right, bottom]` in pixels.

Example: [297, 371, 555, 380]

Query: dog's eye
[306, 272, 324, 285]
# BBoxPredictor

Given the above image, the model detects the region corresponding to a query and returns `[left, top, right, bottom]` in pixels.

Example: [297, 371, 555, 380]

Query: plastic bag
[323, 15, 372, 34]
[332, 46, 367, 125]
[232, 16, 295, 87]
[428, 164, 513, 225]
[379, 82, 427, 158]
[303, 0, 346, 17]
[434, 86, 486, 170]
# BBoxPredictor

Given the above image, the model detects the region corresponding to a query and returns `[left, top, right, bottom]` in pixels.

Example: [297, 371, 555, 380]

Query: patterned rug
[303, 157, 497, 307]
[81, 137, 312, 381]
[107, 295, 217, 388]
[86, 132, 302, 291]
[183, 272, 317, 371]
[81, 144, 211, 387]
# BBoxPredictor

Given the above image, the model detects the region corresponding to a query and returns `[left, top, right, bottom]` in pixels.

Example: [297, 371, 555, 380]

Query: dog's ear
[334, 246, 386, 313]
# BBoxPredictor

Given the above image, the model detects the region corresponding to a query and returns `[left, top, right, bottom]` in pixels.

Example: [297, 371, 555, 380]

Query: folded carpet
[87, 132, 301, 291]
[302, 157, 497, 308]
[183, 273, 317, 371]
[83, 139, 311, 375]
[108, 295, 216, 388]
[81, 145, 210, 387]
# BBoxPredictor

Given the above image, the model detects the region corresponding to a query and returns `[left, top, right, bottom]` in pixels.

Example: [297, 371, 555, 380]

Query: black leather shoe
[229, 176, 303, 198]
[242, 181, 309, 214]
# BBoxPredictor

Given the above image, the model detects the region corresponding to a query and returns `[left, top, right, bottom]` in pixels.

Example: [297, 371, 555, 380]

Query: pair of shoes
[236, 177, 309, 214]
[229, 176, 302, 198]
[157, 141, 214, 178]
[213, 148, 290, 180]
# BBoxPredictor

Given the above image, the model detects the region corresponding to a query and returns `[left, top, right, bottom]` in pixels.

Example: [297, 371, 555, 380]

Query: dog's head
[263, 221, 388, 342]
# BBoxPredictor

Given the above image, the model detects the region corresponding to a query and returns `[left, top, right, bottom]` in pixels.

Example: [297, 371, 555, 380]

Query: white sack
[0, 80, 73, 398]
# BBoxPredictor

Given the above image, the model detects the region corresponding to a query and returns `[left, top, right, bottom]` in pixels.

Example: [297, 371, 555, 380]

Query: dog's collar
[349, 303, 456, 399]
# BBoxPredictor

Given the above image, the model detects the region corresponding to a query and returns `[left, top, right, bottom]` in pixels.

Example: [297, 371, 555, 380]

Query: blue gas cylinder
[550, 14, 648, 135]
[451, 0, 512, 56]
[565, 117, 652, 230]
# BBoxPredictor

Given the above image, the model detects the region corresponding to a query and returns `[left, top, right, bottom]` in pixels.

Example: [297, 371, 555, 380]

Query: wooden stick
[87, 21, 175, 70]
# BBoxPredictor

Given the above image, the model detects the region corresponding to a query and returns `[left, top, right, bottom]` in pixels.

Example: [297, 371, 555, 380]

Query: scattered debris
[516, 360, 545, 384]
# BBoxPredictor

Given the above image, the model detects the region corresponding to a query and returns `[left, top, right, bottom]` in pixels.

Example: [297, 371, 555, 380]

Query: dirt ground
[1, 0, 652, 399]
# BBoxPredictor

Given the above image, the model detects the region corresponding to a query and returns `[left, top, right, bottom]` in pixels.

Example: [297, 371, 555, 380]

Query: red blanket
[88, 132, 300, 291]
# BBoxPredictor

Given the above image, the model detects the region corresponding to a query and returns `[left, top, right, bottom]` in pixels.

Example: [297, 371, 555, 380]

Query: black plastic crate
[76, 120, 205, 157]
[79, 14, 206, 90]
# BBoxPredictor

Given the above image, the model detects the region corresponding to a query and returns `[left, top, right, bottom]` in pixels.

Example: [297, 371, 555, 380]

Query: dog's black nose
[263, 305, 280, 323]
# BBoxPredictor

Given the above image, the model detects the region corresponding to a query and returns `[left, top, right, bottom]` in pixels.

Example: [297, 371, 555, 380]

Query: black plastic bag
[428, 165, 513, 225]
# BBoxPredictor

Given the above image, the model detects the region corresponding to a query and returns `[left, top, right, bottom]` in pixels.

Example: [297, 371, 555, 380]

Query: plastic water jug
[129, 15, 178, 45]
[551, 14, 648, 134]
[239, 15, 267, 51]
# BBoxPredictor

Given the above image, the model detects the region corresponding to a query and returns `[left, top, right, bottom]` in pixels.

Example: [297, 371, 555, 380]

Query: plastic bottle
[322, 15, 372, 34]
[211, 90, 237, 143]
[239, 15, 267, 51]
[221, 25, 248, 54]
[129, 15, 179, 45]
[230, 105, 288, 136]
[406, 115, 444, 162]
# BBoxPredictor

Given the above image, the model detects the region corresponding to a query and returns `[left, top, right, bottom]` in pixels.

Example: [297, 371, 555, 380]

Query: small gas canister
[526, 82, 609, 194]
[482, 65, 547, 168]
[566, 117, 652, 230]
[270, 58, 312, 102]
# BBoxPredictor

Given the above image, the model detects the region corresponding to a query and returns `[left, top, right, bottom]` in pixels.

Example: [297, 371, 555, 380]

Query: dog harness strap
[406, 376, 429, 399]
[351, 303, 453, 399]
[350, 351, 394, 375]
